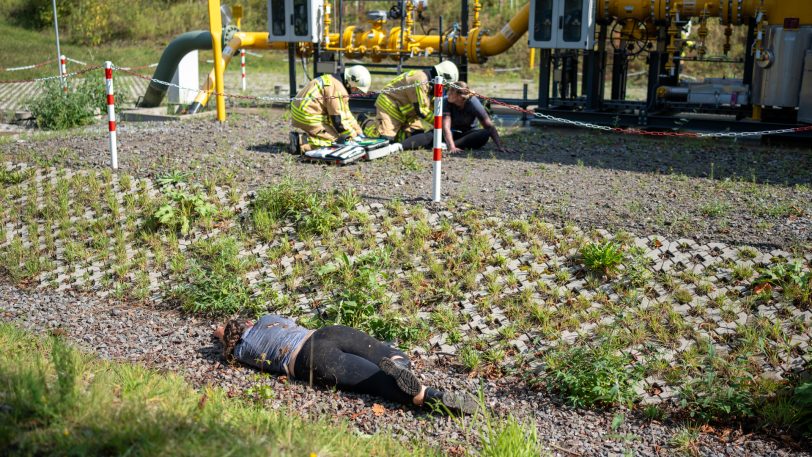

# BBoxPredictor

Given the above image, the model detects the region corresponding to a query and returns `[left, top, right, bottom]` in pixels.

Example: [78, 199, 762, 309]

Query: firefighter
[362, 60, 459, 141]
[289, 65, 372, 153]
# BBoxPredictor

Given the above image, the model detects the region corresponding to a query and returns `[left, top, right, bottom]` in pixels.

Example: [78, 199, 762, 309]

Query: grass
[3, 163, 812, 442]
[0, 323, 437, 456]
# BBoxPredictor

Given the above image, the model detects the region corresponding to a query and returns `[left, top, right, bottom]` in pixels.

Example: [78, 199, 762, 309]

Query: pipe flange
[475, 28, 489, 64]
[223, 24, 239, 45]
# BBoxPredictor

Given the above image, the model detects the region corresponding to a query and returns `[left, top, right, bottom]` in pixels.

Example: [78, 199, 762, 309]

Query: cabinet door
[556, 0, 595, 49]
[268, 0, 287, 41]
[529, 0, 556, 48]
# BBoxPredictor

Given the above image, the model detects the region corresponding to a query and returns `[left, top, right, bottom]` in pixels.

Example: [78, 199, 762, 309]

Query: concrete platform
[119, 107, 216, 122]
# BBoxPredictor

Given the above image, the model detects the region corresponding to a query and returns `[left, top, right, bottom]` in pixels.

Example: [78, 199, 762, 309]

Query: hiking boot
[379, 357, 421, 397]
[288, 131, 304, 155]
[424, 388, 479, 415]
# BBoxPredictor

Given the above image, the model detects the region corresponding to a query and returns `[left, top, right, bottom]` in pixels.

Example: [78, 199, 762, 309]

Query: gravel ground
[2, 279, 808, 456]
[1, 110, 810, 251]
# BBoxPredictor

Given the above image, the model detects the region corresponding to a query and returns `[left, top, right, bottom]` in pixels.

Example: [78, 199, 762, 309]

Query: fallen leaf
[278, 375, 288, 384]
[372, 403, 385, 416]
[754, 283, 772, 294]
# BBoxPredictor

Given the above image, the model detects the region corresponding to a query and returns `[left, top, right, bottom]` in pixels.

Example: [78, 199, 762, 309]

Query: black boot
[379, 357, 421, 397]
[423, 388, 478, 415]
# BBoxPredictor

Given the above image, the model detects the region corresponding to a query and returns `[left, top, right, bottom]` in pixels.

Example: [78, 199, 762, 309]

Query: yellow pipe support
[207, 0, 226, 122]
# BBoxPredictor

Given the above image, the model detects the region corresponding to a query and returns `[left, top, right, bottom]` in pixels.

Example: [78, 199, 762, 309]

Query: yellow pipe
[191, 33, 287, 111]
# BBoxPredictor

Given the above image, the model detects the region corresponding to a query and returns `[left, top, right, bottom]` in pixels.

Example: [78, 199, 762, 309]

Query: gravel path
[2, 111, 810, 251]
[2, 279, 808, 456]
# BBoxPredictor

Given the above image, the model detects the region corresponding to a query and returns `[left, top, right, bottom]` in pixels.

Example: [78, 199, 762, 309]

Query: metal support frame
[538, 49, 551, 109]
[288, 43, 297, 99]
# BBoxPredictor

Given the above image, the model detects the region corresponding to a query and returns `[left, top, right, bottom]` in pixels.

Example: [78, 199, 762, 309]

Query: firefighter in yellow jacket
[290, 65, 372, 153]
[363, 61, 459, 141]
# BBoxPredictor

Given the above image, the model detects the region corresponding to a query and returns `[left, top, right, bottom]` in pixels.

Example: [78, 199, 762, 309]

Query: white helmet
[344, 65, 372, 93]
[433, 60, 459, 83]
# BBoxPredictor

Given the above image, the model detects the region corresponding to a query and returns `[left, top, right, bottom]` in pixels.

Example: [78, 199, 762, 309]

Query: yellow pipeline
[322, 2, 529, 63]
[191, 32, 287, 110]
[599, 0, 812, 25]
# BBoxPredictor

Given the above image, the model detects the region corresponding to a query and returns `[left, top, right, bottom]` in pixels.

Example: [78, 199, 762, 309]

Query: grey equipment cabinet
[268, 0, 324, 43]
[529, 0, 596, 49]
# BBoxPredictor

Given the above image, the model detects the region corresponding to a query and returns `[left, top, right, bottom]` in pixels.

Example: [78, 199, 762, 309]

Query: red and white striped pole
[240, 49, 246, 91]
[104, 61, 118, 170]
[431, 76, 444, 202]
[59, 54, 67, 93]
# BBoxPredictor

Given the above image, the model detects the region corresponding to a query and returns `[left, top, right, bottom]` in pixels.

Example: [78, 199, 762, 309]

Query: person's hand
[496, 144, 514, 154]
[449, 147, 464, 154]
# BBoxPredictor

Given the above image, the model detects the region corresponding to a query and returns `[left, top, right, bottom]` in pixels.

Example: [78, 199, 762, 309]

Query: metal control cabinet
[529, 0, 595, 49]
[268, 0, 323, 43]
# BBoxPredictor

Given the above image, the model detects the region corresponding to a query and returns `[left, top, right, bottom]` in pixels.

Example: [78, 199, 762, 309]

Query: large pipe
[138, 31, 214, 107]
[188, 32, 287, 113]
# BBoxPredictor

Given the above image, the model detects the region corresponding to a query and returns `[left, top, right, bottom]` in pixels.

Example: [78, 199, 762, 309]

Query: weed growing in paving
[753, 261, 812, 307]
[151, 187, 218, 235]
[536, 340, 645, 408]
[172, 236, 264, 316]
[580, 241, 624, 276]
[317, 251, 423, 346]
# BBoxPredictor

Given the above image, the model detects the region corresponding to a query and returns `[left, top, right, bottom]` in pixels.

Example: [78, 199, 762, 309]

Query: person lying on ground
[400, 81, 511, 153]
[214, 314, 478, 414]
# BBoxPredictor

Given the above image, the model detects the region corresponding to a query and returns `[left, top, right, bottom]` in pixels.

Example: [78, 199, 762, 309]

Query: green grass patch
[0, 323, 436, 456]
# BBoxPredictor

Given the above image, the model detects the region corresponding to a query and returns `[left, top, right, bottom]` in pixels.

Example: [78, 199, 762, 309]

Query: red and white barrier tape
[0, 59, 52, 72]
[104, 62, 118, 170]
[432, 75, 444, 202]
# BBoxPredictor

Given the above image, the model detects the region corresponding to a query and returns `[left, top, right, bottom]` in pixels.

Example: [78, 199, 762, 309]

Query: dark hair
[449, 81, 472, 100]
[222, 319, 248, 363]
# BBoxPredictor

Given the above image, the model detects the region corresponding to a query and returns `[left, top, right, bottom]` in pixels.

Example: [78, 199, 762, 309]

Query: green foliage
[753, 261, 812, 307]
[0, 324, 437, 456]
[172, 236, 263, 316]
[539, 341, 644, 408]
[580, 241, 624, 276]
[318, 251, 420, 345]
[151, 187, 217, 235]
[677, 347, 755, 423]
[27, 75, 107, 130]
[451, 391, 542, 457]
[0, 168, 32, 186]
[251, 179, 344, 239]
[794, 382, 812, 438]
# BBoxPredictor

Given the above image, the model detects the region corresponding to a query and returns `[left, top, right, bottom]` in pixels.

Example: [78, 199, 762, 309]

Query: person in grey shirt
[214, 314, 477, 414]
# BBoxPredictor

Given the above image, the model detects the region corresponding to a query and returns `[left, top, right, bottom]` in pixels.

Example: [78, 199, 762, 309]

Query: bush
[794, 382, 812, 438]
[580, 241, 624, 276]
[539, 341, 644, 408]
[27, 75, 106, 130]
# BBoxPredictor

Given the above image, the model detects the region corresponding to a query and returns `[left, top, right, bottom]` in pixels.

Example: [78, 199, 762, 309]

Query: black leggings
[292, 325, 413, 404]
[401, 128, 491, 151]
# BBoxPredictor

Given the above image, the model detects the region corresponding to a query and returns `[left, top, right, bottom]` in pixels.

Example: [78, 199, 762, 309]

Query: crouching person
[362, 60, 459, 142]
[215, 314, 478, 414]
[289, 65, 371, 153]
